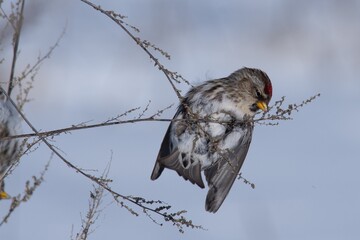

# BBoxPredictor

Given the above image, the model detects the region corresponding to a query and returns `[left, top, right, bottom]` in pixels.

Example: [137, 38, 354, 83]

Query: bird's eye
[255, 89, 262, 99]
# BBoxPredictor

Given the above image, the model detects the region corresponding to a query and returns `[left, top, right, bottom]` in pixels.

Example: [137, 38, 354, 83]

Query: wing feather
[204, 125, 253, 213]
[150, 115, 205, 188]
[150, 123, 173, 180]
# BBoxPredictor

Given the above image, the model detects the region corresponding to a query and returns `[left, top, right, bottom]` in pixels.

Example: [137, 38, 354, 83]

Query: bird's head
[231, 67, 272, 114]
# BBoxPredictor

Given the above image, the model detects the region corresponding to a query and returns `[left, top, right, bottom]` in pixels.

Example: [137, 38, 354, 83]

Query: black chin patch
[250, 103, 258, 112]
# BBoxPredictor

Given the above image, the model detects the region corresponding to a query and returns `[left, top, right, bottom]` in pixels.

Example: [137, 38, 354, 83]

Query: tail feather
[150, 162, 164, 180]
[150, 122, 173, 180]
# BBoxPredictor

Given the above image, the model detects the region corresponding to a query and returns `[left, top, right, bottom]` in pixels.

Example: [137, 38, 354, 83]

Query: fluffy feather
[0, 93, 22, 199]
[151, 67, 272, 212]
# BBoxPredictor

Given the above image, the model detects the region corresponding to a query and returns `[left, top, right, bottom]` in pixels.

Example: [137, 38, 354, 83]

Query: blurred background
[1, 0, 359, 239]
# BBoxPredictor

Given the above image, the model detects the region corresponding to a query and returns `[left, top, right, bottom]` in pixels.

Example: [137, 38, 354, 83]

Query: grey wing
[150, 123, 173, 180]
[0, 103, 21, 177]
[150, 121, 205, 188]
[204, 125, 253, 213]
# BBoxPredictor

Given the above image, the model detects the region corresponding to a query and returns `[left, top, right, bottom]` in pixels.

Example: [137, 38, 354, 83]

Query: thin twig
[2, 107, 176, 141]
[80, 0, 187, 101]
[0, 159, 51, 226]
[2, 94, 319, 142]
[8, 0, 25, 96]
[16, 27, 66, 109]
[0, 86, 202, 232]
[71, 161, 112, 240]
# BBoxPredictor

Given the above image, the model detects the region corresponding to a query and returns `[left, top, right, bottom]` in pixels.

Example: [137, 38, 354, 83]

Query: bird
[150, 67, 272, 213]
[0, 91, 22, 200]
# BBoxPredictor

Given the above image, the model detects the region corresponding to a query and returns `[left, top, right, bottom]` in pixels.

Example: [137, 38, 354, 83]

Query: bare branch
[0, 0, 321, 234]
[7, 0, 25, 96]
[71, 161, 111, 240]
[2, 105, 175, 141]
[80, 0, 191, 102]
[0, 87, 203, 232]
[15, 27, 66, 109]
[0, 93, 320, 145]
[254, 93, 321, 124]
[0, 158, 51, 226]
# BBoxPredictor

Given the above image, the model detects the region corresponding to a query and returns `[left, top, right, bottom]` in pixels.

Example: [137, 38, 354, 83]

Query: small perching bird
[0, 91, 22, 199]
[151, 67, 272, 213]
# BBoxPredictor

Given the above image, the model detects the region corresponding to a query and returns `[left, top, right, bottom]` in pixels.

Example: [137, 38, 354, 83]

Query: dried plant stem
[0, 159, 50, 226]
[16, 27, 66, 109]
[71, 163, 111, 240]
[8, 0, 25, 96]
[0, 86, 202, 232]
[80, 0, 185, 101]
[3, 94, 320, 142]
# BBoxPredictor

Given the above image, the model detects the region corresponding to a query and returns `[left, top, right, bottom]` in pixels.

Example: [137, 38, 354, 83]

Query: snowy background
[1, 0, 360, 239]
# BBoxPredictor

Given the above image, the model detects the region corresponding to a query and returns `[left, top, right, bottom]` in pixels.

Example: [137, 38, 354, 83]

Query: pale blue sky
[1, 0, 360, 239]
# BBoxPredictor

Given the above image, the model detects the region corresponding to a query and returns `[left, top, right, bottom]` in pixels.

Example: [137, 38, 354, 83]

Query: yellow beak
[256, 101, 268, 112]
[0, 191, 10, 200]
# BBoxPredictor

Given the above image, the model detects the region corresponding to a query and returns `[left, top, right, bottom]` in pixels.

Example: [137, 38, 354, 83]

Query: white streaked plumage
[0, 92, 22, 199]
[151, 67, 272, 213]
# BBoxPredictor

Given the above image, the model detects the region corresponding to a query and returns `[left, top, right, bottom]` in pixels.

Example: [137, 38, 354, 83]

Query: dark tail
[150, 162, 164, 180]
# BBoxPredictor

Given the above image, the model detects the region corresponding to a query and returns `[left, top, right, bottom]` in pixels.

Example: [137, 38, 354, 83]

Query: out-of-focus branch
[8, 0, 25, 96]
[0, 159, 51, 226]
[16, 27, 66, 110]
[0, 137, 41, 182]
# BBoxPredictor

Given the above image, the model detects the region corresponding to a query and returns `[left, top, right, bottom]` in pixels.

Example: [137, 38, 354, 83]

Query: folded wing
[150, 120, 205, 188]
[204, 125, 253, 213]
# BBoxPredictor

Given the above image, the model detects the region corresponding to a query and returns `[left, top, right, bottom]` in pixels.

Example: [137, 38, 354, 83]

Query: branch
[254, 93, 321, 124]
[2, 94, 320, 143]
[71, 161, 111, 240]
[2, 104, 175, 141]
[16, 27, 66, 109]
[0, 87, 202, 232]
[8, 0, 25, 96]
[0, 159, 50, 226]
[80, 0, 191, 102]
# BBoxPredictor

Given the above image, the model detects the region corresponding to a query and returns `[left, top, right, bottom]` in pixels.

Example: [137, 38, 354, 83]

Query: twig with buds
[0, 159, 51, 226]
